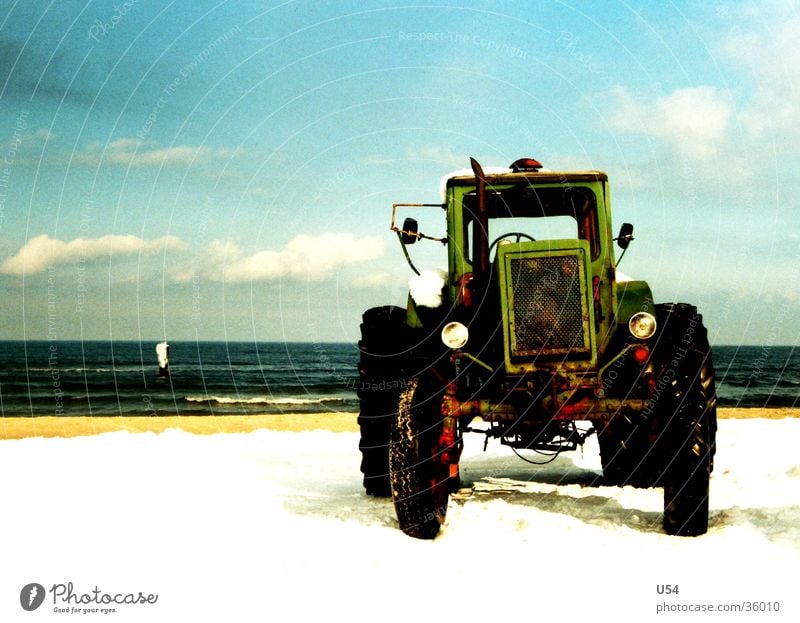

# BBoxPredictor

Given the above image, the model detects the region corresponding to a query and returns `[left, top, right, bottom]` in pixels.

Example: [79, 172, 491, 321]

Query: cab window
[462, 185, 600, 261]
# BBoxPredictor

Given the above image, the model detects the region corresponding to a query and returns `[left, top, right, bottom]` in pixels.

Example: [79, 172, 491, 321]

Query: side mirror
[616, 222, 634, 250]
[401, 217, 419, 245]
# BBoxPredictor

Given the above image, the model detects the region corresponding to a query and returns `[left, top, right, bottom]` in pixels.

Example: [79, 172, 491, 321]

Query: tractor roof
[445, 170, 608, 187]
[439, 162, 608, 200]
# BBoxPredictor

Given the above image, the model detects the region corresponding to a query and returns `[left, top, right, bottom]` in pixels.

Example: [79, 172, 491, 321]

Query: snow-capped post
[156, 341, 170, 377]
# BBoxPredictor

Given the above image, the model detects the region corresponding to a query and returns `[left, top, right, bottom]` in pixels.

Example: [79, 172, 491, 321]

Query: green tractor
[357, 157, 716, 539]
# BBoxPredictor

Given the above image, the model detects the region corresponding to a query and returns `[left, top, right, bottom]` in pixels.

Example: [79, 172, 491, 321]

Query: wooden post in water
[156, 341, 170, 377]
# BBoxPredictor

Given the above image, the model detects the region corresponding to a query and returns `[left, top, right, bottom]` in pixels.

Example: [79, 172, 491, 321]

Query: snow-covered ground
[1, 418, 798, 622]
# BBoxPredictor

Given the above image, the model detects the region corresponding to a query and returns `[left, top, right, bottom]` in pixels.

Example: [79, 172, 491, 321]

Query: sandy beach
[0, 407, 795, 439]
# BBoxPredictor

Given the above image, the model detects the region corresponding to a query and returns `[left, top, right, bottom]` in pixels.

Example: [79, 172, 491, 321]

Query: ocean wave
[20, 366, 144, 373]
[184, 395, 347, 406]
[719, 377, 800, 390]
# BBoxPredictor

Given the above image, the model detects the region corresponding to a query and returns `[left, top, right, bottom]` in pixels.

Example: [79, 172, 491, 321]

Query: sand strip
[0, 408, 795, 440]
[0, 413, 360, 440]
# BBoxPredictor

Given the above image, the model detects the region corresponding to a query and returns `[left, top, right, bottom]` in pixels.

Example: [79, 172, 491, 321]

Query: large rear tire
[389, 376, 450, 539]
[357, 306, 408, 497]
[659, 305, 717, 536]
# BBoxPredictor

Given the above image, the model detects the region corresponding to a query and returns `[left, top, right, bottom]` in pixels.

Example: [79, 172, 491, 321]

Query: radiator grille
[508, 254, 588, 357]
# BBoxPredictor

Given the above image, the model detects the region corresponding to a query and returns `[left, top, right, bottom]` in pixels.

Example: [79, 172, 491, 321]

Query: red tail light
[632, 345, 650, 365]
[457, 273, 473, 307]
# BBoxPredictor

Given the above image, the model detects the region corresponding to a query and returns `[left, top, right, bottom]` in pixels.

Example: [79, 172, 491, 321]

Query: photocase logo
[20, 583, 46, 611]
[17, 581, 159, 614]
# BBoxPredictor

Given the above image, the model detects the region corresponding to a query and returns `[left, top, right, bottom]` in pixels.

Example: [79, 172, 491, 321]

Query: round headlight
[441, 322, 469, 349]
[629, 312, 657, 339]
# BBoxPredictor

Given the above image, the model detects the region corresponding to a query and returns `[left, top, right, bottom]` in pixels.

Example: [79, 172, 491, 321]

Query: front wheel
[661, 345, 716, 536]
[655, 304, 717, 536]
[389, 376, 452, 539]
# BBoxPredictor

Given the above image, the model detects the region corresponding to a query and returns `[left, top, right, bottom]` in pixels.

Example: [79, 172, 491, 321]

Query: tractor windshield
[463, 184, 600, 262]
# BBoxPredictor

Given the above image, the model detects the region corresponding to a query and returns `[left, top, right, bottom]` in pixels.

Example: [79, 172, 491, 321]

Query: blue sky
[0, 0, 797, 345]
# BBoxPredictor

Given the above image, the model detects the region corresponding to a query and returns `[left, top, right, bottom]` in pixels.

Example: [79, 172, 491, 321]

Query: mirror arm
[397, 231, 421, 276]
[391, 227, 447, 244]
[389, 203, 447, 243]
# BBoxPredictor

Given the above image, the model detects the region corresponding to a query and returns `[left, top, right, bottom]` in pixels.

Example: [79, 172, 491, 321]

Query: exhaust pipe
[469, 157, 490, 284]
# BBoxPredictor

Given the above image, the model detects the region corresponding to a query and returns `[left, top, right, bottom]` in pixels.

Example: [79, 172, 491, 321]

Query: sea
[0, 341, 796, 417]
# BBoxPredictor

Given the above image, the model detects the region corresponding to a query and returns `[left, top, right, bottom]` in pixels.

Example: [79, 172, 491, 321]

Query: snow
[408, 267, 447, 307]
[2, 418, 798, 622]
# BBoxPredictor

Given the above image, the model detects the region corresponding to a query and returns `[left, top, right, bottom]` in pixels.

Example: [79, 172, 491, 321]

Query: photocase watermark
[87, 0, 140, 42]
[349, 377, 408, 393]
[0, 108, 30, 230]
[47, 264, 65, 415]
[142, 393, 158, 416]
[47, 264, 58, 341]
[190, 198, 215, 324]
[712, 163, 754, 333]
[48, 343, 64, 416]
[641, 312, 700, 418]
[555, 30, 614, 89]
[308, 160, 365, 205]
[599, 298, 655, 391]
[398, 30, 527, 59]
[446, 93, 538, 145]
[749, 298, 792, 382]
[20, 581, 159, 615]
[137, 24, 243, 140]
[75, 200, 94, 315]
[306, 334, 360, 392]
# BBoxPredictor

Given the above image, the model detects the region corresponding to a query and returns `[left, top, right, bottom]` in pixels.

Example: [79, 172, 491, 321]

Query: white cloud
[2, 127, 55, 151]
[407, 146, 467, 168]
[609, 86, 731, 158]
[0, 234, 187, 276]
[77, 139, 241, 167]
[248, 187, 273, 198]
[3, 232, 383, 283]
[171, 239, 244, 283]
[717, 2, 800, 137]
[350, 271, 392, 288]
[34, 128, 55, 141]
[181, 233, 384, 283]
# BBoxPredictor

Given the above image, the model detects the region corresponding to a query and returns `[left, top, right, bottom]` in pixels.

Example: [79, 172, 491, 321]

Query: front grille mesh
[509, 255, 587, 356]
